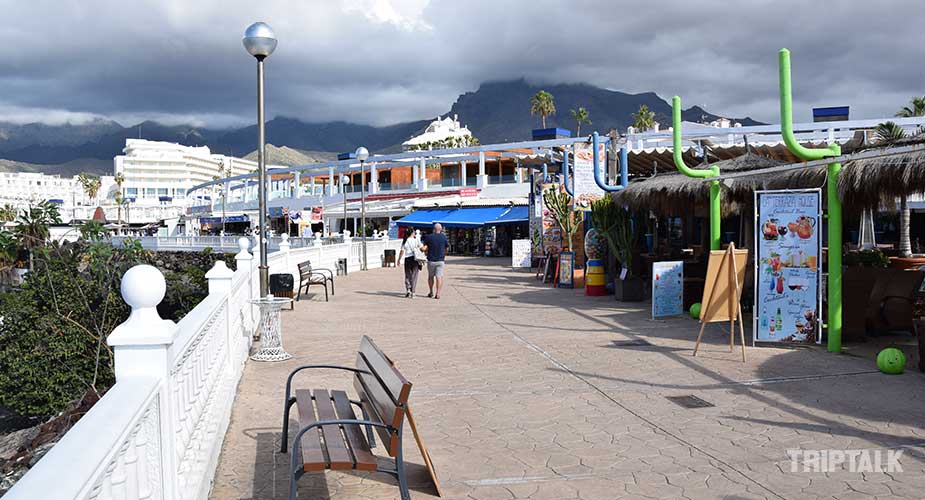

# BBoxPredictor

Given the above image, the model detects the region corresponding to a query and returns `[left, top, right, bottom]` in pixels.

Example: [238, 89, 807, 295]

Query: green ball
[876, 348, 906, 375]
[689, 303, 702, 319]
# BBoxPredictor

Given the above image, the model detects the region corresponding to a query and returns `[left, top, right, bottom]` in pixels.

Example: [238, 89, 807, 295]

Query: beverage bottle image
[776, 275, 784, 294]
[776, 308, 782, 331]
[760, 307, 768, 329]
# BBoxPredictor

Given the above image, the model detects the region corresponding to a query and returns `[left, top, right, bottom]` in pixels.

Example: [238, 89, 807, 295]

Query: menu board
[572, 143, 607, 211]
[754, 190, 822, 344]
[511, 239, 532, 268]
[540, 183, 563, 253]
[558, 251, 575, 288]
[652, 261, 684, 318]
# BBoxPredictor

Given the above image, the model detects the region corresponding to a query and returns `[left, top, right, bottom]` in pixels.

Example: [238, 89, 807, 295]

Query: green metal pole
[672, 96, 721, 250]
[778, 48, 842, 353]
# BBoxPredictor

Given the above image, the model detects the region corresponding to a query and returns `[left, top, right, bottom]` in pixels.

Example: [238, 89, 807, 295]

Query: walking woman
[397, 227, 425, 298]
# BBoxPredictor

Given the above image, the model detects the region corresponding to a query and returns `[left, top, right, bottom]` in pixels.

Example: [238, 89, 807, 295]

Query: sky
[0, 0, 922, 129]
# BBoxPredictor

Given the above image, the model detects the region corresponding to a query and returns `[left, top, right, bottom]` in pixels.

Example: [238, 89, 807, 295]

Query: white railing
[110, 234, 354, 253]
[5, 239, 257, 500]
[5, 236, 401, 500]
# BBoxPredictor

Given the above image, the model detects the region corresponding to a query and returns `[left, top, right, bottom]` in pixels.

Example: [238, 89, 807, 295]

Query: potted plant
[542, 186, 580, 287]
[590, 196, 644, 301]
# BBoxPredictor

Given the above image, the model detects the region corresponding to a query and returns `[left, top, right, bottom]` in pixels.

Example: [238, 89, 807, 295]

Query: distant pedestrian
[422, 223, 449, 299]
[397, 227, 425, 298]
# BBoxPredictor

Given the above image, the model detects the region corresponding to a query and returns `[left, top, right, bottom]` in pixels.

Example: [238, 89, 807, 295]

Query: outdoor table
[249, 296, 294, 362]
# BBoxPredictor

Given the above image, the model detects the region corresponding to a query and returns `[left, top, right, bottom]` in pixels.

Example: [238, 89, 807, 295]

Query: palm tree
[875, 121, 906, 144]
[0, 203, 17, 223]
[15, 201, 61, 270]
[530, 90, 556, 128]
[113, 173, 125, 232]
[570, 107, 591, 136]
[77, 173, 102, 207]
[875, 121, 912, 256]
[896, 96, 925, 118]
[631, 105, 656, 131]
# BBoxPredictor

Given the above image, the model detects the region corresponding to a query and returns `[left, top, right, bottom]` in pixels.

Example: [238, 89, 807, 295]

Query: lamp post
[356, 146, 369, 270]
[243, 22, 277, 298]
[340, 174, 350, 239]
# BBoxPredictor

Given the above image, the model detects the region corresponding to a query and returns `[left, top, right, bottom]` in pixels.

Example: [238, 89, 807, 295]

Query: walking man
[422, 223, 449, 299]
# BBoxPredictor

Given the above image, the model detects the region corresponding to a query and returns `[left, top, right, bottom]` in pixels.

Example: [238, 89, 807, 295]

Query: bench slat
[312, 389, 354, 470]
[294, 390, 326, 472]
[354, 355, 403, 457]
[331, 390, 378, 471]
[359, 336, 412, 406]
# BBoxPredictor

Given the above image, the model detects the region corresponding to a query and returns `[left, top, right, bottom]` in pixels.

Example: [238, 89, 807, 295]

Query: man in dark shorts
[422, 223, 449, 299]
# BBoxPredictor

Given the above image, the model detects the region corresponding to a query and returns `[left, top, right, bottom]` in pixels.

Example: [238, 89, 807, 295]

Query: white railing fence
[5, 236, 400, 500]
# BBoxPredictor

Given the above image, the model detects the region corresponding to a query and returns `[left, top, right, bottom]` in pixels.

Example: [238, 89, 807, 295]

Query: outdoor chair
[306, 259, 335, 294]
[297, 261, 330, 302]
[281, 336, 414, 500]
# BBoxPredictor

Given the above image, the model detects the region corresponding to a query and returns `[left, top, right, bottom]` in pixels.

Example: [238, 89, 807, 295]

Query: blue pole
[591, 132, 627, 192]
[562, 146, 575, 196]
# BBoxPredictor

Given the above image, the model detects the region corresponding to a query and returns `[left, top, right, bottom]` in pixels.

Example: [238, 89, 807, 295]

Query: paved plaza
[212, 257, 925, 500]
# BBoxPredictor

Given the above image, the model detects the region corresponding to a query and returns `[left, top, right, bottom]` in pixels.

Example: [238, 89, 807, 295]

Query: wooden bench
[281, 336, 414, 500]
[297, 261, 334, 302]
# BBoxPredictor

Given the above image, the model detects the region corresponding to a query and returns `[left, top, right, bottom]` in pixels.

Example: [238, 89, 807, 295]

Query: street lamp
[340, 174, 350, 238]
[243, 21, 277, 298]
[356, 146, 369, 270]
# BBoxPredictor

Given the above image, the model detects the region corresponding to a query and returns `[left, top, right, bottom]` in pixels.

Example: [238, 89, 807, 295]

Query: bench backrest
[352, 336, 412, 457]
[298, 261, 312, 278]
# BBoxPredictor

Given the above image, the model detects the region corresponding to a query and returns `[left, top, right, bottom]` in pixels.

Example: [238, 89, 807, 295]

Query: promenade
[212, 257, 925, 500]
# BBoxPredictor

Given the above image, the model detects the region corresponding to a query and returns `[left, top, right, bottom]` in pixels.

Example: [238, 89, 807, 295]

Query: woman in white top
[397, 227, 425, 298]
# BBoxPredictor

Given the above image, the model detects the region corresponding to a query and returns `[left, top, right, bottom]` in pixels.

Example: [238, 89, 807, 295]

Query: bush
[0, 244, 235, 418]
[844, 249, 890, 268]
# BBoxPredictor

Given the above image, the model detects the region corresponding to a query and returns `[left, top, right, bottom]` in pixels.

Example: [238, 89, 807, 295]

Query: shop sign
[754, 189, 822, 345]
[572, 142, 606, 211]
[459, 188, 478, 197]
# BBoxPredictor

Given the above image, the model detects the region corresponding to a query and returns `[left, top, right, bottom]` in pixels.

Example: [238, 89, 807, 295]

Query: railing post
[235, 237, 254, 331]
[107, 265, 179, 500]
[206, 260, 236, 368]
[313, 232, 323, 248]
[279, 233, 291, 277]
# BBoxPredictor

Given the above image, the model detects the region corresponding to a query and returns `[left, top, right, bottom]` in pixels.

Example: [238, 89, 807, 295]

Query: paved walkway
[212, 257, 925, 500]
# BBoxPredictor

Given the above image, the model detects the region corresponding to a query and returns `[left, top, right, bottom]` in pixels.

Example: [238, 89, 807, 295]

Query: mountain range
[0, 79, 762, 175]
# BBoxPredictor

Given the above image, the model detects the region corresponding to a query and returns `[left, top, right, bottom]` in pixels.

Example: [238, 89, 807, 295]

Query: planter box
[614, 277, 645, 302]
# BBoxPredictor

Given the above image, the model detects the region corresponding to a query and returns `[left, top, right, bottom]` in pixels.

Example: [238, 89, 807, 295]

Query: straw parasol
[615, 153, 786, 215]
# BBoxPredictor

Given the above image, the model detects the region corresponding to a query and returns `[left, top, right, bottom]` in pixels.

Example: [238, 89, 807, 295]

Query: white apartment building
[113, 139, 256, 207]
[0, 171, 115, 222]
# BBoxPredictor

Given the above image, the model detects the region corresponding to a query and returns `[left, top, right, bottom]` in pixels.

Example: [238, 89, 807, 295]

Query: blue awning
[395, 209, 456, 228]
[435, 207, 509, 228]
[488, 205, 529, 225]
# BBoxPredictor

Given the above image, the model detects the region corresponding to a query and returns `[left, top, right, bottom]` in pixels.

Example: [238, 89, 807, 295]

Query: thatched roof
[615, 153, 785, 215]
[837, 136, 925, 208]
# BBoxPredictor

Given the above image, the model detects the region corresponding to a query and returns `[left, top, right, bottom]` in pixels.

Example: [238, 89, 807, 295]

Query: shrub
[0, 244, 234, 418]
[844, 249, 890, 268]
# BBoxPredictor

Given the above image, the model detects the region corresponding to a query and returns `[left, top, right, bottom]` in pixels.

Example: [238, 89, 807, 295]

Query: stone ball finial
[121, 265, 166, 310]
[280, 233, 290, 241]
[238, 237, 251, 252]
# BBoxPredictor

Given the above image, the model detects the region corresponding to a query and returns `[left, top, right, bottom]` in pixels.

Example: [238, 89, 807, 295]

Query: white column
[413, 158, 421, 189]
[369, 162, 379, 194]
[477, 151, 488, 189]
[418, 158, 428, 191]
[515, 158, 523, 183]
[107, 265, 179, 499]
[293, 172, 301, 199]
[310, 176, 316, 197]
[459, 161, 466, 187]
[328, 167, 336, 196]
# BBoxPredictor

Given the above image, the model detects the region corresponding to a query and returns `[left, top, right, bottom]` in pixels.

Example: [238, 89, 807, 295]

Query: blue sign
[652, 261, 684, 318]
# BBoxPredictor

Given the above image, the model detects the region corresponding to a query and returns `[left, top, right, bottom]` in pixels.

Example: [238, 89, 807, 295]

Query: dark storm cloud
[0, 0, 922, 127]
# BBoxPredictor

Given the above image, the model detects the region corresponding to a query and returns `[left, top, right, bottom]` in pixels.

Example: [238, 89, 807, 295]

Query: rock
[0, 426, 39, 461]
[27, 442, 55, 468]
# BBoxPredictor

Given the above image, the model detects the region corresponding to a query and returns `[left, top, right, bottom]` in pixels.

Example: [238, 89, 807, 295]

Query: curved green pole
[672, 96, 721, 250]
[779, 48, 842, 353]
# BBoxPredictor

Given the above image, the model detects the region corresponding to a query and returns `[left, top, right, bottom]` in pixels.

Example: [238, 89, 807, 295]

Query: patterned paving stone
[211, 257, 925, 499]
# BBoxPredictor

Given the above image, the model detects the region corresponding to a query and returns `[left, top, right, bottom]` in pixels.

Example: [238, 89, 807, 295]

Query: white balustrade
[6, 235, 402, 500]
